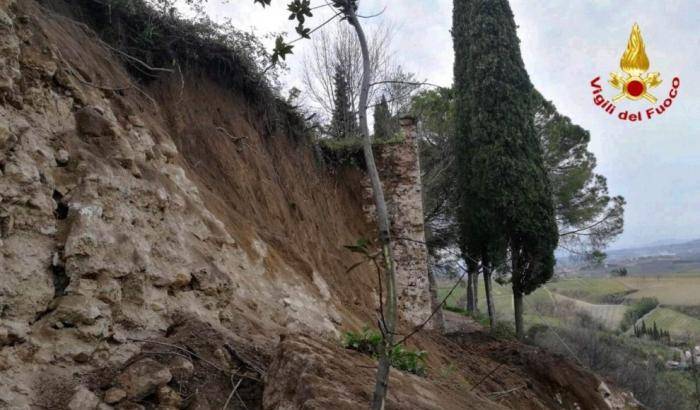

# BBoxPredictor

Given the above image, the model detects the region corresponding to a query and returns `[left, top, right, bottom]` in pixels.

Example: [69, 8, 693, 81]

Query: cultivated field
[547, 274, 700, 306]
[621, 276, 700, 306]
[438, 271, 700, 339]
[546, 277, 630, 303]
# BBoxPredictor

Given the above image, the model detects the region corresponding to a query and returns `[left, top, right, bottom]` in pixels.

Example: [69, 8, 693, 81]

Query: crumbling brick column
[363, 117, 434, 327]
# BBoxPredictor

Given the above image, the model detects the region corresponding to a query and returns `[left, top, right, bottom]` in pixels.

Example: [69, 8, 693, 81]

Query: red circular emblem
[626, 80, 645, 97]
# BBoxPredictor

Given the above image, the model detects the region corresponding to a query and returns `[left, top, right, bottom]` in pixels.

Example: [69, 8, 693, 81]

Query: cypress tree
[330, 65, 358, 139]
[373, 95, 395, 139]
[453, 0, 558, 338]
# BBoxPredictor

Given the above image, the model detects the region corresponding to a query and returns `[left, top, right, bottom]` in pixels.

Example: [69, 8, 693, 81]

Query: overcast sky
[181, 0, 699, 249]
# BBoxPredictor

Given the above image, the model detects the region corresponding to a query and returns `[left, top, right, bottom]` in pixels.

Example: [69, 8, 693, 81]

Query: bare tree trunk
[346, 7, 397, 410]
[427, 258, 445, 332]
[513, 290, 524, 339]
[466, 258, 476, 313]
[483, 263, 496, 330]
[512, 254, 525, 340]
[472, 266, 479, 312]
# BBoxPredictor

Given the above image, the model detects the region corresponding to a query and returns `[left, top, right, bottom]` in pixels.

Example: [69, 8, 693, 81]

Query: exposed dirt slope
[0, 1, 378, 407]
[0, 1, 638, 409]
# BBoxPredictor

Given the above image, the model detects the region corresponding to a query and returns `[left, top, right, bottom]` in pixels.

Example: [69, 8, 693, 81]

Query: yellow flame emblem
[609, 23, 662, 103]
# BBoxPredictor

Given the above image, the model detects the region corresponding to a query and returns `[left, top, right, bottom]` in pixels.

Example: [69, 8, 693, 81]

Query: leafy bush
[610, 267, 628, 277]
[620, 297, 659, 331]
[389, 345, 427, 376]
[343, 326, 381, 356]
[490, 321, 517, 340]
[343, 327, 428, 376]
[444, 305, 468, 315]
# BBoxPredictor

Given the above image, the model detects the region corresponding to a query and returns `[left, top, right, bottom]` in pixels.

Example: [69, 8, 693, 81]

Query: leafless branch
[392, 262, 468, 347]
[222, 373, 243, 410]
[70, 76, 132, 91]
[54, 48, 158, 110]
[372, 254, 388, 336]
[488, 385, 527, 399]
[470, 362, 505, 391]
[311, 3, 333, 11]
[129, 338, 230, 373]
[216, 127, 247, 142]
[302, 20, 396, 120]
[357, 6, 387, 19]
[100, 41, 174, 73]
[369, 80, 442, 88]
[38, 4, 174, 74]
[559, 209, 615, 236]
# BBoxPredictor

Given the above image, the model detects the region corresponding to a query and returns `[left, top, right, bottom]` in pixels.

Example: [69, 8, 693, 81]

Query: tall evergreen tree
[373, 95, 395, 139]
[453, 0, 558, 338]
[330, 65, 358, 139]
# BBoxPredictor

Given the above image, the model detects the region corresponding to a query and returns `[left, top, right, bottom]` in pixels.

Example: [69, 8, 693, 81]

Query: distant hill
[558, 238, 700, 277]
[607, 238, 700, 260]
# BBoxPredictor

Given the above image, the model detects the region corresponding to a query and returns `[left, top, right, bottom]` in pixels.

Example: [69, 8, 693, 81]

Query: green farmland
[438, 272, 700, 340]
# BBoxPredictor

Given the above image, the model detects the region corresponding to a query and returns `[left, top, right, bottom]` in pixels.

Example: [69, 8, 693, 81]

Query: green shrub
[490, 321, 517, 340]
[343, 326, 428, 376]
[620, 297, 659, 331]
[444, 305, 468, 315]
[389, 345, 427, 376]
[342, 326, 381, 356]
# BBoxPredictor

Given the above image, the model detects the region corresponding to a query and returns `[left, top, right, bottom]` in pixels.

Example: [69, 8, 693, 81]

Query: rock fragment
[75, 107, 116, 138]
[156, 385, 182, 408]
[116, 358, 172, 400]
[56, 149, 70, 166]
[68, 386, 101, 410]
[103, 387, 127, 404]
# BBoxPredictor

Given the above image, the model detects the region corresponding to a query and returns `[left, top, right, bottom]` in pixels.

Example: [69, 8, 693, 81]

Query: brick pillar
[363, 117, 434, 327]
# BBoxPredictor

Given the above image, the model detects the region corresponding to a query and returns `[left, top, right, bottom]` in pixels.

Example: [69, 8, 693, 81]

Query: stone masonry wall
[363, 117, 433, 327]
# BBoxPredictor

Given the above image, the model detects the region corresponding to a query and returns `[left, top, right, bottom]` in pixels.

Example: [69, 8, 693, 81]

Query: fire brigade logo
[609, 23, 661, 103]
[590, 23, 680, 122]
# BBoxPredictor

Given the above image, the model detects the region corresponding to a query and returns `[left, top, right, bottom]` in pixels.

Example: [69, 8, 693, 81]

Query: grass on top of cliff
[46, 0, 306, 139]
[316, 132, 407, 169]
[319, 132, 407, 151]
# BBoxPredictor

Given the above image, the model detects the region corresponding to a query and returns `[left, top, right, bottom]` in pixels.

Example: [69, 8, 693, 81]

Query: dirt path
[442, 310, 487, 334]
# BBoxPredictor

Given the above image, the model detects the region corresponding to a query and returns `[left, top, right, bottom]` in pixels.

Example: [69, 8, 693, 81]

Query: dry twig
[470, 362, 505, 392]
[222, 373, 243, 410]
[488, 384, 526, 399]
